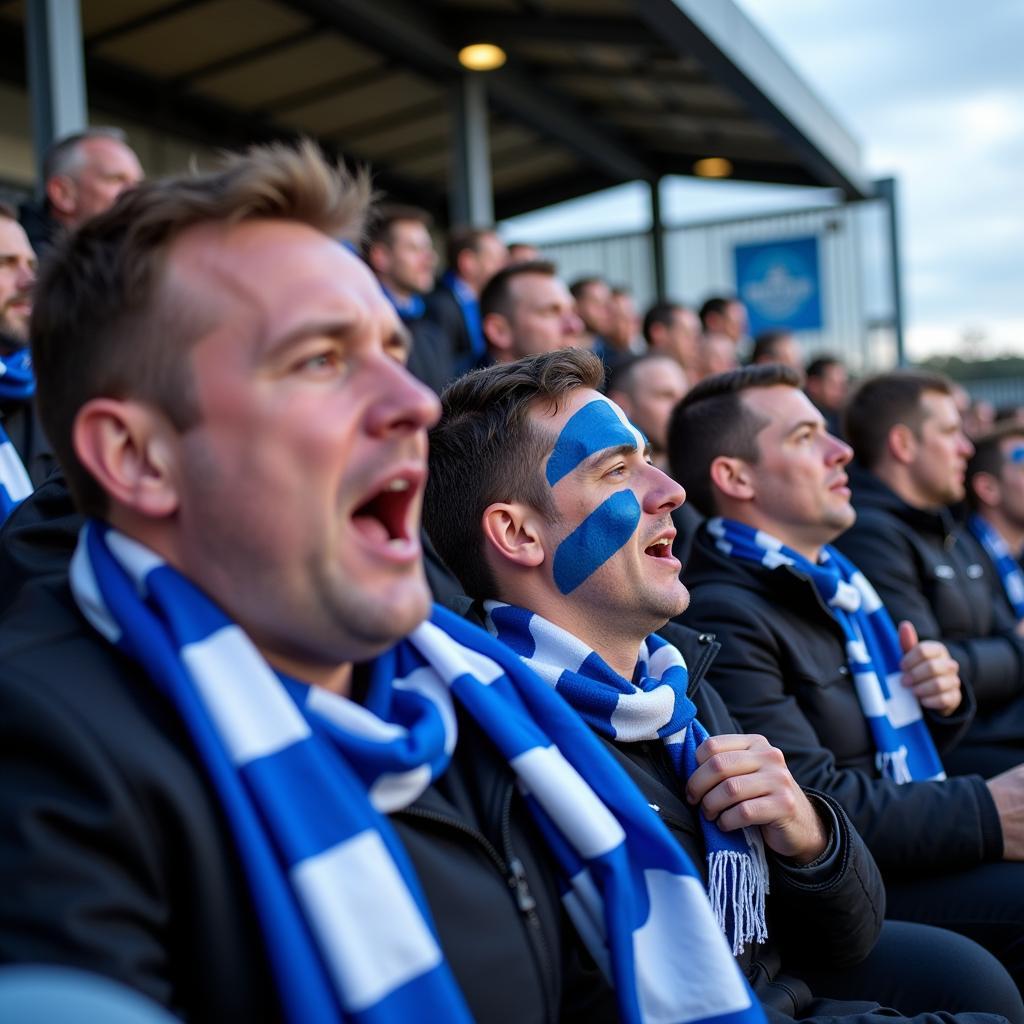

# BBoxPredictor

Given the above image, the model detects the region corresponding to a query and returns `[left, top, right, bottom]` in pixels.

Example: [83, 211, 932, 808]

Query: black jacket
[836, 466, 1024, 743]
[0, 577, 614, 1023]
[609, 622, 885, 1017]
[680, 523, 1003, 874]
[403, 314, 455, 396]
[423, 282, 479, 376]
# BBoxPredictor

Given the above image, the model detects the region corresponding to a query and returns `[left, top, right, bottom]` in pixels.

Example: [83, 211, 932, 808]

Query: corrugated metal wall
[539, 199, 896, 373]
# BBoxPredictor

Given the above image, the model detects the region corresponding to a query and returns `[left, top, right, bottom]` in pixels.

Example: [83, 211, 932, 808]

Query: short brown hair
[32, 139, 371, 516]
[966, 423, 1024, 510]
[668, 364, 802, 515]
[479, 259, 557, 320]
[425, 349, 604, 600]
[362, 202, 432, 254]
[445, 225, 497, 269]
[844, 370, 953, 471]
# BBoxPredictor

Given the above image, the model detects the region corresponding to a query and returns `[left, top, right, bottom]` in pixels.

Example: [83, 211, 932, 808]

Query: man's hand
[686, 733, 828, 865]
[898, 620, 962, 716]
[987, 764, 1024, 860]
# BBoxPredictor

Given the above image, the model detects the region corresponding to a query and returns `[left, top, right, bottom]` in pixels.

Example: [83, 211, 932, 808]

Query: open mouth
[644, 537, 675, 560]
[351, 475, 417, 550]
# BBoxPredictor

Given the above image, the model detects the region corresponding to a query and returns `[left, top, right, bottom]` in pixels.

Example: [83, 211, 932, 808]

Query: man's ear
[482, 312, 513, 354]
[888, 423, 917, 465]
[709, 454, 755, 502]
[366, 241, 389, 277]
[45, 175, 77, 217]
[481, 501, 546, 569]
[971, 470, 1001, 510]
[72, 398, 181, 518]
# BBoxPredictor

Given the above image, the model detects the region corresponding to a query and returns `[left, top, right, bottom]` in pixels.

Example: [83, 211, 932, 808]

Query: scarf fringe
[707, 845, 769, 956]
[876, 745, 912, 784]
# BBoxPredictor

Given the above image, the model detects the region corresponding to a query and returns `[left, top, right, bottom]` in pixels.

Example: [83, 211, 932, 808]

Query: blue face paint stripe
[545, 399, 639, 487]
[553, 489, 642, 594]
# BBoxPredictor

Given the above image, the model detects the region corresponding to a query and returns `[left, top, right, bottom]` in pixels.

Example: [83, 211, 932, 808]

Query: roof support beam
[450, 74, 494, 225]
[25, 0, 88, 192]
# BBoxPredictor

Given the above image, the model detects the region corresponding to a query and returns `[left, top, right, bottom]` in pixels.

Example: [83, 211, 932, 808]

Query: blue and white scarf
[968, 513, 1024, 621]
[70, 521, 765, 1024]
[0, 348, 34, 522]
[441, 270, 485, 369]
[485, 602, 769, 957]
[709, 518, 945, 784]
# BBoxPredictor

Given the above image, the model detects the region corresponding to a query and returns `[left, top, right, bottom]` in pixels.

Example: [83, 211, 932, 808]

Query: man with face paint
[965, 426, 1024, 630]
[425, 348, 1021, 1024]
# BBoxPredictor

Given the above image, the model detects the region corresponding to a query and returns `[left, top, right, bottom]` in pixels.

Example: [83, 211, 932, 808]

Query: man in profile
[0, 141, 770, 1024]
[363, 203, 453, 391]
[19, 127, 143, 253]
[964, 425, 1024, 627]
[838, 372, 1024, 776]
[643, 301, 702, 381]
[479, 260, 583, 362]
[672, 365, 1024, 991]
[0, 204, 45, 520]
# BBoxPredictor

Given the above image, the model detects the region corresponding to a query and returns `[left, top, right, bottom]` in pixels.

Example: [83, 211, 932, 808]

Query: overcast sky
[503, 0, 1024, 361]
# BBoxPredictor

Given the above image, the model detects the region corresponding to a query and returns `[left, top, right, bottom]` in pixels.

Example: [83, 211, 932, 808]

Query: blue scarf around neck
[708, 518, 945, 784]
[70, 521, 765, 1024]
[968, 513, 1024, 621]
[0, 348, 34, 521]
[485, 601, 769, 957]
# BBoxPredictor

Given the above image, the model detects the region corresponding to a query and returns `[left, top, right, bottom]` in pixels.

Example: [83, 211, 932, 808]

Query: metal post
[874, 176, 906, 367]
[25, 0, 89, 196]
[649, 177, 667, 302]
[450, 73, 494, 225]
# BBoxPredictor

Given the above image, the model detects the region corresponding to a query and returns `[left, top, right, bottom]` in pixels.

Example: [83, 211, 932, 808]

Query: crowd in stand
[3, 130, 1024, 1024]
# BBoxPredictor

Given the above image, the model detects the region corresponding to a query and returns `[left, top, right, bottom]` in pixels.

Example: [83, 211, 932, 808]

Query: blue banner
[734, 236, 823, 334]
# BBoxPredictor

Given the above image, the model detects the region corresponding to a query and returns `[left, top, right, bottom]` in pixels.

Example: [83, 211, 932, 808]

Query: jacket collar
[685, 521, 846, 638]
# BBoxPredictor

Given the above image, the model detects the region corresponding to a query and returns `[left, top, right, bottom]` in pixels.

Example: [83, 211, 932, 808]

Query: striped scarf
[70, 521, 765, 1024]
[709, 518, 945, 783]
[485, 601, 769, 956]
[968, 513, 1024, 621]
[0, 348, 34, 522]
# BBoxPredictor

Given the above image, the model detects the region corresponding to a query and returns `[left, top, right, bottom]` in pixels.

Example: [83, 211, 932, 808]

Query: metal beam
[635, 0, 869, 198]
[286, 0, 654, 184]
[875, 177, 907, 366]
[450, 74, 493, 225]
[25, 0, 88, 192]
[649, 177, 666, 302]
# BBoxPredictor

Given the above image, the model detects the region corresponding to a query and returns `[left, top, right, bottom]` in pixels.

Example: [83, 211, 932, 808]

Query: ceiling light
[693, 157, 733, 178]
[458, 43, 507, 71]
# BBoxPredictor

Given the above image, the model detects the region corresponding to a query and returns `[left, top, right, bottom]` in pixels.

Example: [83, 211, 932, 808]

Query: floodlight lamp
[458, 43, 507, 71]
[693, 157, 733, 178]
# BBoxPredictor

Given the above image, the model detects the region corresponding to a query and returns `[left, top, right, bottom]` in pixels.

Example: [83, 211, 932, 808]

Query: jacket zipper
[498, 785, 558, 1023]
[398, 796, 558, 1023]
